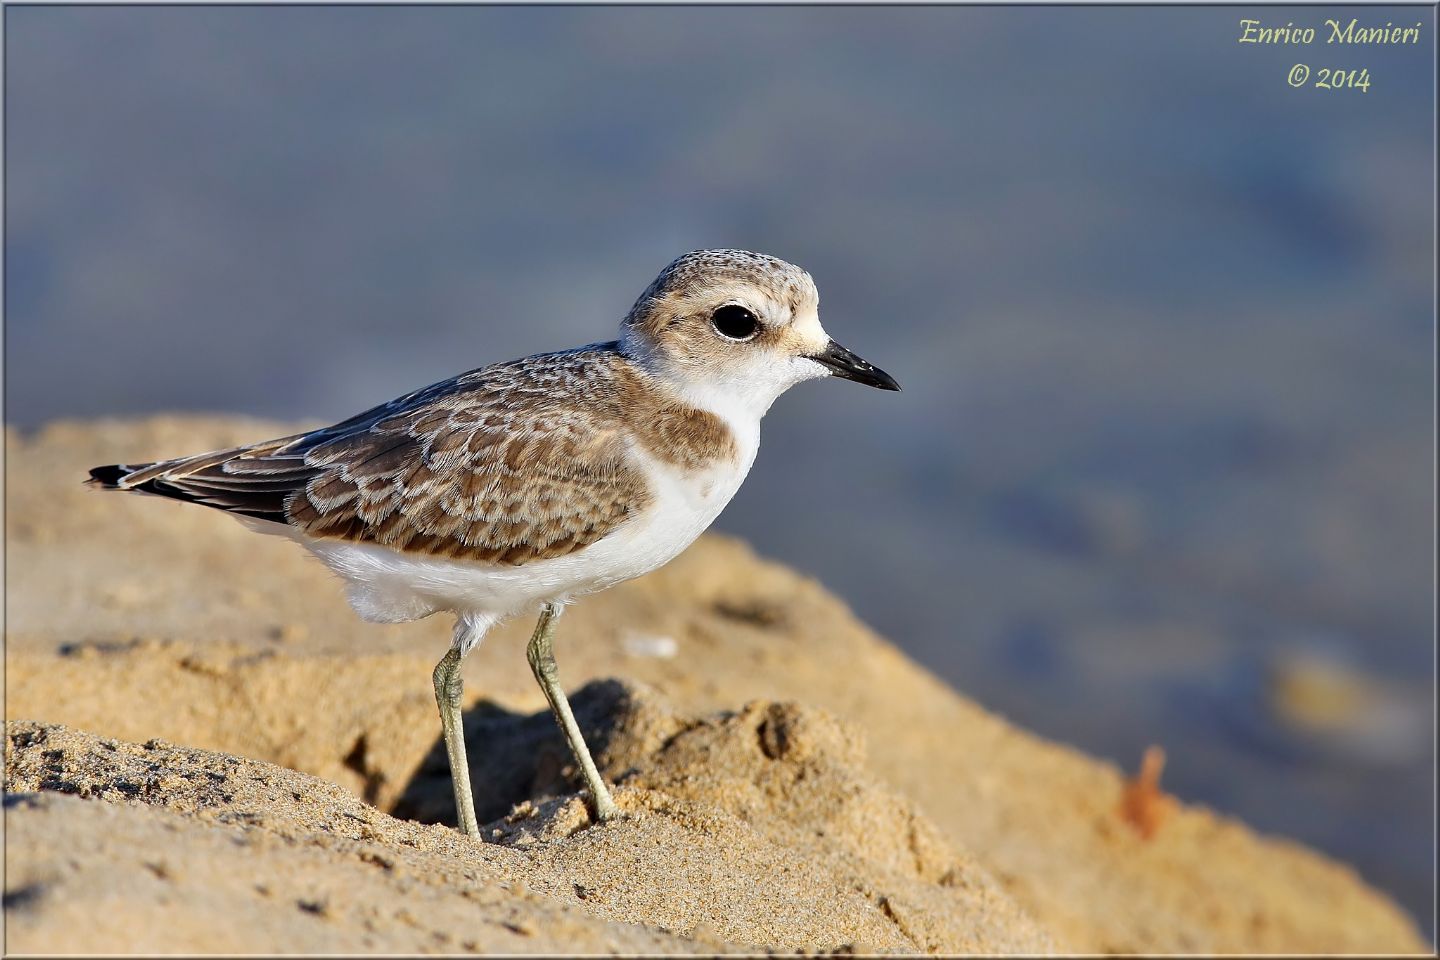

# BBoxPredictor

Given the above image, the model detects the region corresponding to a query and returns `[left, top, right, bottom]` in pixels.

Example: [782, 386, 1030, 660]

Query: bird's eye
[710, 305, 760, 342]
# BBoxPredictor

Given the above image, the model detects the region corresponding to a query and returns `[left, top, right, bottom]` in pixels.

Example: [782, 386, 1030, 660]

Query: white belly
[290, 436, 758, 624]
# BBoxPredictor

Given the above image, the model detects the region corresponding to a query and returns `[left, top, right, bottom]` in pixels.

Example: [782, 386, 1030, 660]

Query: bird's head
[620, 249, 899, 415]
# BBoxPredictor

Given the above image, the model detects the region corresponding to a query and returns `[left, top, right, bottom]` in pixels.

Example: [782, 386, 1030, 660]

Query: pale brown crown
[626, 249, 817, 332]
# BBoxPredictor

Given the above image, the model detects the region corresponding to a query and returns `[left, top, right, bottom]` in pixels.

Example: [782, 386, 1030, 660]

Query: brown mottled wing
[93, 346, 654, 565]
[287, 386, 651, 564]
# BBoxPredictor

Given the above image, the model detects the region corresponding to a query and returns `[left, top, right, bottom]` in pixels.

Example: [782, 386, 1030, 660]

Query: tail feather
[87, 464, 139, 488]
[85, 434, 315, 524]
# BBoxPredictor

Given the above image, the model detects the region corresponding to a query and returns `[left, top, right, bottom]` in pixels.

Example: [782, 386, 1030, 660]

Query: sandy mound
[4, 417, 1429, 953]
[4, 745, 720, 955]
[5, 688, 1049, 954]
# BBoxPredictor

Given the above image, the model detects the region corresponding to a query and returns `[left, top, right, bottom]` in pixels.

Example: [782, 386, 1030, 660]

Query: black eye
[710, 305, 760, 341]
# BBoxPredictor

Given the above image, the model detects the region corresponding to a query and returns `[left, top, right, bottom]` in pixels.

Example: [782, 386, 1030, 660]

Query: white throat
[619, 329, 828, 430]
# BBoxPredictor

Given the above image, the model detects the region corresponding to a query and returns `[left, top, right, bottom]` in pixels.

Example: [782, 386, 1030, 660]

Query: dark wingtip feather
[85, 459, 296, 524]
[87, 464, 129, 487]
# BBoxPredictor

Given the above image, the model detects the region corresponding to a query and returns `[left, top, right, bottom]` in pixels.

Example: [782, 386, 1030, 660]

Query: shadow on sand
[390, 678, 635, 829]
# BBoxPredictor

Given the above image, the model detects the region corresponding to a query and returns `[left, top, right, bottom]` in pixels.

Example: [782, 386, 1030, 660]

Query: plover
[88, 249, 899, 837]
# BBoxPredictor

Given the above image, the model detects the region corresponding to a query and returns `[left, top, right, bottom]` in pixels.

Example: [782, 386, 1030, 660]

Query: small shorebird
[89, 249, 899, 837]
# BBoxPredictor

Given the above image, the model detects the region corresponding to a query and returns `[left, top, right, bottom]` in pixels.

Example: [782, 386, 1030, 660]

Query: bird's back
[89, 342, 750, 619]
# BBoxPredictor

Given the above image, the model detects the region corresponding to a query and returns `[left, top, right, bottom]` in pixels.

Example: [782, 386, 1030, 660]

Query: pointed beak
[809, 339, 901, 391]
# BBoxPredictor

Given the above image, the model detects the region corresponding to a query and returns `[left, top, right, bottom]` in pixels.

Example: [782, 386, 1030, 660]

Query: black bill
[810, 340, 901, 391]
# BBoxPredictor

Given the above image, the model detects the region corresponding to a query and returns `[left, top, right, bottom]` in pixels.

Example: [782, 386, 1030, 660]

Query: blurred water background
[4, 4, 1434, 934]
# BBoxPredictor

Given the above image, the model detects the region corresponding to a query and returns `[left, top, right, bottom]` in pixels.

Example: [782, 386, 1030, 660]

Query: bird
[87, 248, 900, 838]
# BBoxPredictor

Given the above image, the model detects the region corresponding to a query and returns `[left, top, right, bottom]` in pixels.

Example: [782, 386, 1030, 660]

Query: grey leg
[433, 617, 488, 838]
[525, 602, 619, 823]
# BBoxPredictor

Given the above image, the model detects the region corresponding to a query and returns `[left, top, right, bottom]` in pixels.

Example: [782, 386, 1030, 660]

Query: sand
[3, 416, 1429, 954]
